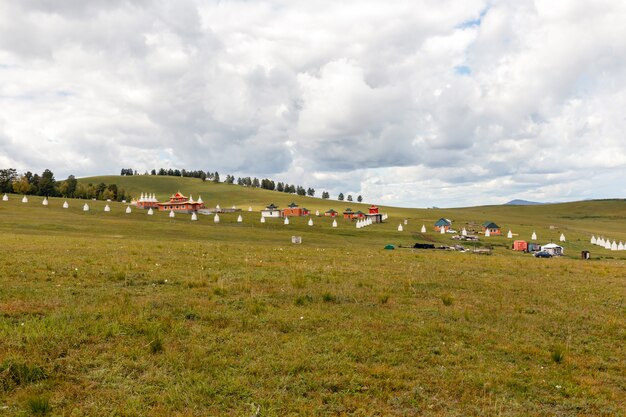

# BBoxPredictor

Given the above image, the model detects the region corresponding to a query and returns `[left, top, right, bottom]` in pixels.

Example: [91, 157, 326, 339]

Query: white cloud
[0, 0, 624, 206]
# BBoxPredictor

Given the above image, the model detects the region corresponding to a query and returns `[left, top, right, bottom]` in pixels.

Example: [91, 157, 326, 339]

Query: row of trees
[122, 167, 363, 202]
[1, 168, 129, 201]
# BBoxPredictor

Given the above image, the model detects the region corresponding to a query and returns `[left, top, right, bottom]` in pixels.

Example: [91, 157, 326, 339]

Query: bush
[27, 396, 50, 415]
[441, 294, 454, 306]
[322, 292, 337, 303]
[149, 338, 164, 354]
[295, 295, 313, 306]
[0, 360, 47, 389]
[551, 345, 565, 363]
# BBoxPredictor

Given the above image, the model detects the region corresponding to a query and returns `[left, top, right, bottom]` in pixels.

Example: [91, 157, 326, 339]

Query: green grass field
[1, 177, 625, 416]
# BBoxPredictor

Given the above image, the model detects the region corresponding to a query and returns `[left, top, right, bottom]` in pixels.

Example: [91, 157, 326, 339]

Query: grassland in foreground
[0, 183, 625, 416]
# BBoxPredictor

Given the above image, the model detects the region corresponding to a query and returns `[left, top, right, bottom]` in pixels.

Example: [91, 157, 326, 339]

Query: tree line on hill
[0, 168, 130, 201]
[124, 167, 362, 202]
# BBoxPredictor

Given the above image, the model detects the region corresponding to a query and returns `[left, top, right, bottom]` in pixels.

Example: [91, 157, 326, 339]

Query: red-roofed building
[157, 192, 205, 212]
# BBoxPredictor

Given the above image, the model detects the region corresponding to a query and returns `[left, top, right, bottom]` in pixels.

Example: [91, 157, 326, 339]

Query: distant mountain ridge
[504, 199, 544, 206]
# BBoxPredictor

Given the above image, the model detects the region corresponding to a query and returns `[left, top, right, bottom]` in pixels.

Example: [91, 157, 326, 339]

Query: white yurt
[485, 228, 491, 237]
[214, 214, 220, 223]
[531, 231, 537, 240]
[332, 219, 338, 228]
[83, 203, 89, 211]
[260, 216, 266, 223]
[63, 201, 69, 209]
[147, 208, 154, 215]
[284, 217, 290, 225]
[21, 196, 28, 203]
[104, 204, 111, 212]
[308, 218, 313, 226]
[559, 233, 566, 242]
[169, 210, 175, 218]
[398, 224, 403, 232]
[42, 198, 49, 206]
[2, 194, 8, 201]
[461, 228, 467, 236]
[507, 230, 513, 238]
[421, 225, 426, 233]
[191, 212, 198, 221]
[237, 214, 243, 223]
[125, 206, 132, 214]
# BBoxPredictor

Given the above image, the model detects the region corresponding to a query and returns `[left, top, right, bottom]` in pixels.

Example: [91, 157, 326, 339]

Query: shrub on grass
[322, 292, 337, 303]
[294, 295, 313, 305]
[551, 345, 565, 363]
[0, 360, 47, 389]
[27, 396, 50, 415]
[213, 287, 226, 296]
[379, 294, 390, 304]
[149, 337, 164, 354]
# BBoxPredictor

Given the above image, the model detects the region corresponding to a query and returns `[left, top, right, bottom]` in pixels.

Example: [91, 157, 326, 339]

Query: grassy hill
[0, 177, 624, 415]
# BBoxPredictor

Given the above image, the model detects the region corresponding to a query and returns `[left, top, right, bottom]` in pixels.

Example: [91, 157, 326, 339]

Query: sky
[0, 0, 625, 207]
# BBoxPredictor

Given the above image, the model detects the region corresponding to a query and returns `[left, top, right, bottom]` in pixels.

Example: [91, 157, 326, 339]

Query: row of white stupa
[590, 235, 625, 251]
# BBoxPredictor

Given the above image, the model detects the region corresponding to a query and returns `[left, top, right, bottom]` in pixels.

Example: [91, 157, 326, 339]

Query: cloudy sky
[1, 0, 625, 207]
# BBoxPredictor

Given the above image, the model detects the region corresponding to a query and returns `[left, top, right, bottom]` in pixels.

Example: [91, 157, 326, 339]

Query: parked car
[534, 251, 553, 258]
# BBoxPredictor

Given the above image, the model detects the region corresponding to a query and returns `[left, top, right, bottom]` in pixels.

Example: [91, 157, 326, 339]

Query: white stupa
[559, 233, 566, 242]
[2, 194, 8, 201]
[404, 219, 408, 225]
[308, 218, 313, 226]
[284, 217, 290, 225]
[169, 210, 175, 218]
[531, 231, 537, 240]
[104, 204, 111, 212]
[461, 228, 467, 236]
[42, 198, 49, 206]
[597, 237, 604, 246]
[216, 204, 220, 210]
[260, 216, 266, 223]
[618, 242, 624, 251]
[315, 210, 320, 216]
[214, 213, 220, 223]
[63, 201, 69, 209]
[237, 214, 243, 223]
[485, 228, 491, 237]
[332, 219, 338, 228]
[147, 208, 154, 215]
[421, 225, 426, 233]
[21, 196, 28, 203]
[604, 240, 611, 249]
[248, 206, 252, 211]
[611, 240, 618, 251]
[125, 206, 132, 214]
[356, 221, 361, 229]
[440, 226, 445, 234]
[591, 235, 596, 244]
[197, 196, 204, 204]
[191, 212, 198, 221]
[83, 203, 89, 211]
[232, 205, 236, 209]
[189, 195, 195, 204]
[507, 230, 513, 239]
[398, 224, 403, 232]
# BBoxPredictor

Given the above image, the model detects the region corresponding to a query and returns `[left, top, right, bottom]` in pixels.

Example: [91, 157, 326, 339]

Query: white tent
[531, 231, 537, 240]
[284, 217, 289, 225]
[461, 228, 467, 236]
[248, 206, 252, 211]
[83, 203, 89, 211]
[559, 233, 566, 242]
[485, 228, 491, 237]
[618, 241, 624, 251]
[591, 235, 596, 244]
[541, 243, 564, 255]
[507, 230, 513, 238]
[104, 204, 111, 212]
[611, 240, 618, 251]
[315, 210, 320, 216]
[237, 214, 243, 223]
[42, 198, 49, 206]
[332, 219, 338, 228]
[169, 210, 175, 218]
[63, 201, 69, 209]
[125, 206, 132, 214]
[2, 194, 8, 201]
[214, 213, 220, 223]
[21, 196, 28, 203]
[260, 216, 266, 223]
[398, 224, 403, 232]
[308, 218, 313, 226]
[147, 208, 154, 215]
[191, 212, 198, 221]
[421, 225, 426, 233]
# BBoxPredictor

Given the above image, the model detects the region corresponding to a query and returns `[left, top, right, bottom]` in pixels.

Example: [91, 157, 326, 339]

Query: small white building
[261, 203, 281, 218]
